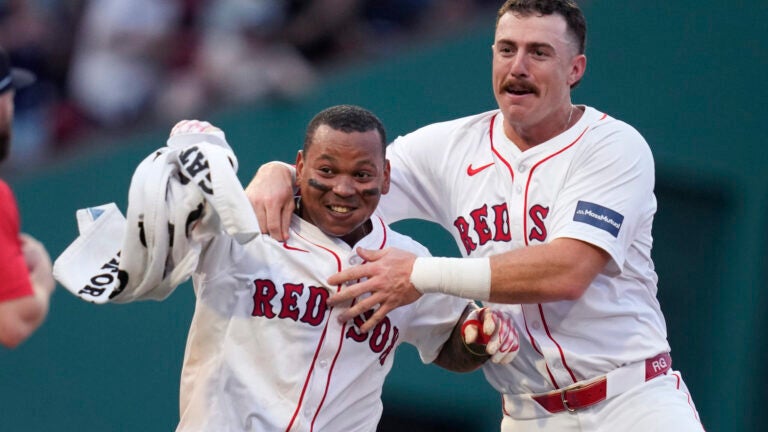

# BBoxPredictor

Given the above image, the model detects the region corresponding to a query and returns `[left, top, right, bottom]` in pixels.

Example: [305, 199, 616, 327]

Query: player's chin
[320, 213, 360, 232]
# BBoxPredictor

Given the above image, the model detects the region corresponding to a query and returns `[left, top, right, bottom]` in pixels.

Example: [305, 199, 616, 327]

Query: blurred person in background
[155, 0, 317, 122]
[0, 0, 499, 168]
[0, 46, 55, 349]
[0, 0, 70, 166]
[155, 0, 496, 121]
[67, 0, 180, 128]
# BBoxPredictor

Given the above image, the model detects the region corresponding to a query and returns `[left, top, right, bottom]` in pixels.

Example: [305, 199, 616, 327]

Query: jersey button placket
[543, 347, 573, 386]
[507, 178, 526, 242]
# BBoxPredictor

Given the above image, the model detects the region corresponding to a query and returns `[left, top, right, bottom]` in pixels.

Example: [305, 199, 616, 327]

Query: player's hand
[170, 119, 222, 136]
[327, 247, 422, 333]
[462, 307, 519, 364]
[245, 162, 296, 241]
[20, 233, 55, 298]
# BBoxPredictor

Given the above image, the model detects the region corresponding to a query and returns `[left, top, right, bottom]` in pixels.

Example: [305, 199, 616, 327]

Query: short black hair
[304, 105, 386, 155]
[496, 0, 587, 55]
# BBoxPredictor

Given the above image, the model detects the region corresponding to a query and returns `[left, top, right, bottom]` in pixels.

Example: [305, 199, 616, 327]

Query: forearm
[1, 234, 55, 347]
[433, 305, 489, 372]
[246, 161, 297, 240]
[412, 238, 609, 304]
[257, 161, 296, 183]
[488, 242, 598, 303]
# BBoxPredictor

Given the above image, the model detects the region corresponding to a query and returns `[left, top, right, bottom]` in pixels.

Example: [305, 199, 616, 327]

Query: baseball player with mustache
[245, 1, 705, 431]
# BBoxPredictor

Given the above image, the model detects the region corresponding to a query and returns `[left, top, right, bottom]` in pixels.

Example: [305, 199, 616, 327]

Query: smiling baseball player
[244, 2, 705, 431]
[54, 106, 519, 431]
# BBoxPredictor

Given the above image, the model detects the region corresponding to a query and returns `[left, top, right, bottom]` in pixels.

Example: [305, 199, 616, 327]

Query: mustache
[501, 79, 539, 95]
[307, 178, 380, 196]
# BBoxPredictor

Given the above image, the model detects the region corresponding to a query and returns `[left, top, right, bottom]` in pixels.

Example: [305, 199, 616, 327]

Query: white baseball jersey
[379, 106, 670, 397]
[176, 214, 470, 432]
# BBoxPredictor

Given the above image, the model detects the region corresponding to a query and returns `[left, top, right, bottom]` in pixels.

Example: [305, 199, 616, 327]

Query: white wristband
[410, 257, 491, 301]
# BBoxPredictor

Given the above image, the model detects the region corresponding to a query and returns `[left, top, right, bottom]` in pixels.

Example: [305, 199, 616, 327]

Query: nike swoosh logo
[466, 162, 494, 176]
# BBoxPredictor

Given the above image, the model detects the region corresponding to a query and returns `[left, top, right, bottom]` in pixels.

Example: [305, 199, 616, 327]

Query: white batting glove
[461, 307, 520, 364]
[170, 119, 222, 137]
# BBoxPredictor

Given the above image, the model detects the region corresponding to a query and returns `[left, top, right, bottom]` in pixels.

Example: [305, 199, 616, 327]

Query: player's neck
[504, 105, 578, 151]
[340, 220, 372, 247]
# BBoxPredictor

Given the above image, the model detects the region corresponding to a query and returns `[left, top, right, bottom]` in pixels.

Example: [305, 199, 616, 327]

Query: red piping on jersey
[374, 216, 388, 249]
[283, 242, 309, 253]
[311, 316, 349, 430]
[309, 216, 388, 430]
[488, 112, 590, 388]
[522, 125, 589, 243]
[525, 114, 608, 386]
[520, 306, 560, 389]
[672, 371, 703, 424]
[523, 128, 588, 386]
[287, 218, 388, 431]
[285, 234, 343, 432]
[489, 115, 515, 183]
[285, 301, 333, 432]
[519, 299, 541, 356]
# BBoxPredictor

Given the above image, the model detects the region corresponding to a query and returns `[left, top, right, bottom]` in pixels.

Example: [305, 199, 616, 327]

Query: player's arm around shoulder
[386, 112, 491, 186]
[580, 116, 655, 179]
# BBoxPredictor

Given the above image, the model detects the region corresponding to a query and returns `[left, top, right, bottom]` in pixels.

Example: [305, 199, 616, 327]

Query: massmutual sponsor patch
[573, 201, 623, 237]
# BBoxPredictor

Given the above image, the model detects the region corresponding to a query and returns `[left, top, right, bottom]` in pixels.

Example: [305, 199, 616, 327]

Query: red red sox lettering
[252, 279, 398, 365]
[453, 202, 550, 255]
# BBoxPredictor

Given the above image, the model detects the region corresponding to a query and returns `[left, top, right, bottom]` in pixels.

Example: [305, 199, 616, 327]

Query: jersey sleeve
[548, 119, 656, 274]
[378, 126, 450, 225]
[400, 293, 471, 364]
[0, 181, 34, 302]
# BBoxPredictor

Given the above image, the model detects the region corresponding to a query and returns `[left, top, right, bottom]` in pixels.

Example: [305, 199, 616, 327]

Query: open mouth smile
[328, 205, 355, 214]
[503, 82, 537, 96]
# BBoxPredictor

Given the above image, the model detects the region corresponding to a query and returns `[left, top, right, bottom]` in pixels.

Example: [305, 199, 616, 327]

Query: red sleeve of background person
[0, 180, 33, 302]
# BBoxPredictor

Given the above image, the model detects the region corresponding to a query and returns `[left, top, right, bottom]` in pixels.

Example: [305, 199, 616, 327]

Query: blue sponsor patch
[573, 201, 623, 237]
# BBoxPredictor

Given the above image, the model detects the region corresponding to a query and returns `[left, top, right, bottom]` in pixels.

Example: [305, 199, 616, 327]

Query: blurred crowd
[0, 0, 497, 171]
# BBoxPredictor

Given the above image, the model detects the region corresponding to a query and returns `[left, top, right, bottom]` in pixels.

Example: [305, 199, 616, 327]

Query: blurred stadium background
[1, 1, 765, 431]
